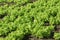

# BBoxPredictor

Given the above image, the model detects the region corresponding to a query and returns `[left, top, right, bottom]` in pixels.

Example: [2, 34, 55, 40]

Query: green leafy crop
[0, 0, 60, 40]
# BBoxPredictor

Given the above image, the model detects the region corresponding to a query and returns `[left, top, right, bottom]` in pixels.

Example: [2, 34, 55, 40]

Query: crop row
[0, 0, 60, 40]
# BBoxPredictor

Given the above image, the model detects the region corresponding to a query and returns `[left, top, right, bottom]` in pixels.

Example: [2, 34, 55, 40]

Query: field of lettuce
[0, 0, 60, 40]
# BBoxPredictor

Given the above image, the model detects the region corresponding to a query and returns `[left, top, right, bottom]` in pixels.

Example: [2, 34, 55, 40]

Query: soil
[54, 24, 60, 33]
[23, 35, 54, 40]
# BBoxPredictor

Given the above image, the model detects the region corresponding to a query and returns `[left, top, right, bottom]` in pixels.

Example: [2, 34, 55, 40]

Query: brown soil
[23, 34, 54, 40]
[24, 36, 54, 40]
[54, 24, 60, 33]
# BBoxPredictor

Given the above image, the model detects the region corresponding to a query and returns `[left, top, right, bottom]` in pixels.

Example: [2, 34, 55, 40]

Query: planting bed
[0, 0, 60, 40]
